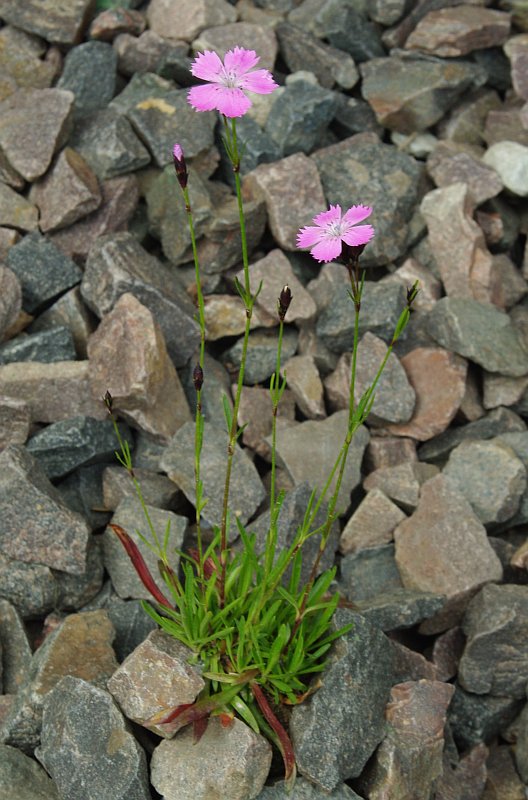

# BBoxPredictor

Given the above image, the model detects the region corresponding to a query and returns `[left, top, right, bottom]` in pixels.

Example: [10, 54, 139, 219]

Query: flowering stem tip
[188, 47, 278, 118]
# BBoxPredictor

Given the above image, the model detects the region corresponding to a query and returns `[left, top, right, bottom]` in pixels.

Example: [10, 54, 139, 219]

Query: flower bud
[103, 390, 113, 413]
[172, 142, 188, 190]
[278, 285, 292, 322]
[193, 363, 204, 392]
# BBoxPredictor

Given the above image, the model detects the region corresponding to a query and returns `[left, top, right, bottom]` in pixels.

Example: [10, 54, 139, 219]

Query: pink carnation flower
[188, 47, 278, 118]
[296, 204, 375, 263]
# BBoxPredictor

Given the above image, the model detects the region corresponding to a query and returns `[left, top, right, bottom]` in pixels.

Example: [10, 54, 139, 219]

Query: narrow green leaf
[230, 695, 260, 734]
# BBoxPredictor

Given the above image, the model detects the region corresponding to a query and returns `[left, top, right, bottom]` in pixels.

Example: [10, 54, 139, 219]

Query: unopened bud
[406, 280, 419, 307]
[103, 390, 113, 413]
[172, 142, 188, 190]
[193, 363, 204, 392]
[278, 285, 292, 322]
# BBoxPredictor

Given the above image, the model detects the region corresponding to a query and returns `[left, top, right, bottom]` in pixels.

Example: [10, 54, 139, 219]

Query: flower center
[221, 68, 241, 89]
[327, 221, 345, 238]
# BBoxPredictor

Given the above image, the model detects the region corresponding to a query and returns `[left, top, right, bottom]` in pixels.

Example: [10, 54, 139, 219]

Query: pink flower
[296, 204, 375, 263]
[188, 47, 278, 118]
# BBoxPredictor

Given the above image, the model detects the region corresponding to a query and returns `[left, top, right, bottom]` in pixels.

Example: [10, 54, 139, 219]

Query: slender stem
[219, 116, 254, 607]
[182, 184, 206, 585]
[270, 319, 285, 514]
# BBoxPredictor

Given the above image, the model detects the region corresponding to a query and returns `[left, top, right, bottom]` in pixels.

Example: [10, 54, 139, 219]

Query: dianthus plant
[106, 47, 418, 787]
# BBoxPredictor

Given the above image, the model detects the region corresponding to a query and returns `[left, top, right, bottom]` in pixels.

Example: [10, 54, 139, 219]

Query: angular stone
[194, 22, 277, 72]
[265, 78, 338, 157]
[290, 610, 394, 791]
[181, 351, 234, 431]
[363, 461, 439, 513]
[0, 361, 106, 423]
[515, 702, 528, 783]
[102, 466, 180, 513]
[269, 411, 369, 512]
[89, 7, 146, 41]
[427, 142, 503, 205]
[244, 152, 326, 250]
[426, 297, 528, 377]
[0, 0, 96, 45]
[217, 114, 281, 188]
[0, 556, 57, 619]
[444, 438, 526, 525]
[88, 293, 191, 441]
[483, 141, 528, 197]
[297, 327, 339, 379]
[0, 265, 21, 341]
[85, 588, 157, 664]
[340, 544, 404, 603]
[0, 396, 30, 449]
[36, 676, 150, 800]
[485, 744, 527, 800]
[0, 182, 38, 232]
[102, 497, 186, 601]
[312, 133, 425, 267]
[237, 384, 296, 460]
[382, 257, 442, 314]
[340, 489, 406, 554]
[25, 416, 128, 480]
[458, 584, 528, 699]
[385, 347, 468, 441]
[356, 589, 445, 632]
[147, 0, 237, 42]
[276, 22, 358, 90]
[290, 0, 384, 62]
[70, 108, 151, 180]
[484, 104, 528, 148]
[364, 436, 417, 472]
[0, 610, 117, 752]
[29, 287, 95, 359]
[0, 326, 76, 365]
[0, 599, 31, 693]
[221, 326, 299, 385]
[281, 354, 325, 420]
[108, 630, 204, 737]
[0, 26, 58, 93]
[431, 626, 465, 683]
[6, 232, 82, 314]
[437, 87, 502, 146]
[360, 680, 455, 799]
[160, 421, 265, 533]
[57, 41, 117, 121]
[50, 174, 139, 264]
[333, 95, 383, 138]
[114, 30, 187, 77]
[81, 232, 200, 368]
[151, 717, 272, 800]
[448, 685, 523, 750]
[0, 744, 60, 800]
[256, 777, 362, 799]
[29, 147, 102, 233]
[504, 33, 528, 102]
[0, 445, 90, 574]
[405, 6, 511, 57]
[394, 474, 503, 632]
[360, 55, 486, 133]
[0, 88, 74, 181]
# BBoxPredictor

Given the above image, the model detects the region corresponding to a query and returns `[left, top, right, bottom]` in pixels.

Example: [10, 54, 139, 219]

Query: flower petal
[188, 83, 221, 112]
[311, 237, 342, 263]
[223, 46, 259, 75]
[342, 205, 372, 226]
[313, 204, 342, 228]
[297, 225, 323, 248]
[190, 50, 224, 82]
[215, 86, 252, 118]
[341, 224, 375, 246]
[240, 68, 278, 95]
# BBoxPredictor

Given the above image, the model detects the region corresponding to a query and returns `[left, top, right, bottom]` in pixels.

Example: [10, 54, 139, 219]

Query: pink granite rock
[394, 474, 503, 632]
[281, 354, 325, 420]
[88, 293, 191, 441]
[0, 265, 21, 340]
[405, 6, 511, 57]
[339, 489, 406, 554]
[504, 33, 528, 102]
[147, 0, 236, 42]
[385, 347, 467, 442]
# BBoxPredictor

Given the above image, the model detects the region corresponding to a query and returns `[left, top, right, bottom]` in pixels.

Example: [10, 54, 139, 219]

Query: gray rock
[515, 702, 528, 783]
[0, 181, 38, 232]
[418, 407, 527, 463]
[340, 544, 403, 602]
[0, 445, 90, 575]
[108, 629, 204, 737]
[290, 610, 394, 791]
[339, 491, 406, 554]
[448, 684, 523, 750]
[29, 286, 96, 359]
[265, 79, 338, 157]
[0, 0, 95, 45]
[6, 232, 82, 314]
[317, 282, 408, 353]
[0, 326, 76, 365]
[276, 23, 359, 90]
[218, 115, 281, 188]
[221, 326, 299, 385]
[363, 462, 439, 512]
[281, 354, 325, 419]
[269, 411, 369, 512]
[458, 584, 528, 699]
[0, 610, 117, 753]
[70, 108, 151, 180]
[250, 482, 340, 584]
[0, 743, 60, 800]
[0, 265, 21, 341]
[103, 497, 186, 601]
[84, 586, 157, 663]
[150, 717, 272, 800]
[290, 0, 384, 62]
[0, 397, 29, 449]
[443, 438, 526, 525]
[0, 599, 31, 693]
[256, 777, 362, 799]
[483, 141, 528, 197]
[147, 0, 236, 42]
[427, 297, 528, 377]
[180, 351, 233, 430]
[102, 465, 180, 513]
[312, 135, 425, 267]
[35, 676, 150, 800]
[57, 41, 117, 120]
[81, 232, 200, 368]
[356, 589, 446, 632]
[58, 463, 111, 530]
[160, 421, 266, 533]
[0, 555, 58, 619]
[26, 416, 131, 480]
